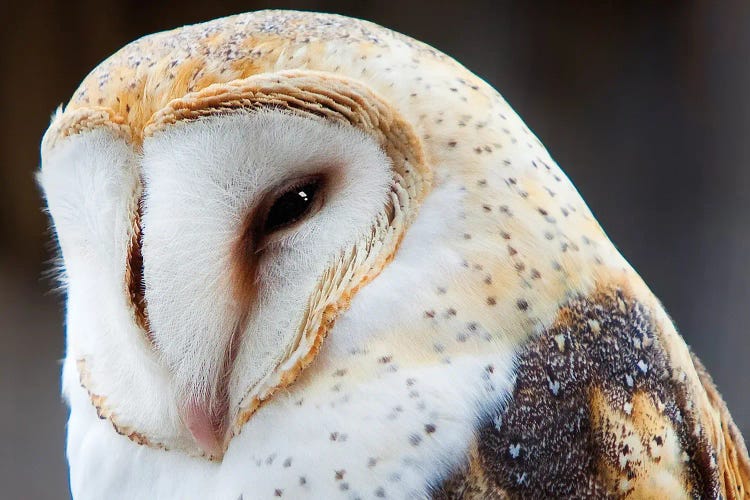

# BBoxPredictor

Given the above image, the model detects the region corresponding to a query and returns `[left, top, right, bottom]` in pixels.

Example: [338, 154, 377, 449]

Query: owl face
[142, 110, 394, 455]
[40, 72, 430, 458]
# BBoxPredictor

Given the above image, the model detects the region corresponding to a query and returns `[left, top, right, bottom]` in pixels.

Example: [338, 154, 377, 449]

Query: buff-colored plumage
[39, 10, 748, 499]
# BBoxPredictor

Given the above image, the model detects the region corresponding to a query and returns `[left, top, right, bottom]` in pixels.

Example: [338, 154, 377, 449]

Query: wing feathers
[690, 353, 750, 499]
[432, 285, 749, 499]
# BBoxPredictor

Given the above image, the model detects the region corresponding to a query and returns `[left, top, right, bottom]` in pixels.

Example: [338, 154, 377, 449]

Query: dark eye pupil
[264, 181, 320, 233]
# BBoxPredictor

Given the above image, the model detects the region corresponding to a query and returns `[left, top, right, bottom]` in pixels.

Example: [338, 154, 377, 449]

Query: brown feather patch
[434, 286, 728, 499]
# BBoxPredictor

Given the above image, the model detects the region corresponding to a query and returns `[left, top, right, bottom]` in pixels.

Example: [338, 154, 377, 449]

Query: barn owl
[39, 10, 749, 499]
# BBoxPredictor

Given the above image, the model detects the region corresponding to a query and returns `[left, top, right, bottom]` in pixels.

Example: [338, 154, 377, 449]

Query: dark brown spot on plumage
[516, 299, 529, 311]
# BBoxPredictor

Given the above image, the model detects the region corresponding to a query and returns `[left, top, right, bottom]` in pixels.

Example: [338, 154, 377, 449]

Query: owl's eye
[263, 179, 322, 234]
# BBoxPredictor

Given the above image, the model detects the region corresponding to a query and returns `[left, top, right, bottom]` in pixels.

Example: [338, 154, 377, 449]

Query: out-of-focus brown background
[1, 1, 748, 497]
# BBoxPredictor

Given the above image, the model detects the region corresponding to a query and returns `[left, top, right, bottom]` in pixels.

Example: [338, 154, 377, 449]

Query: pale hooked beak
[181, 398, 227, 459]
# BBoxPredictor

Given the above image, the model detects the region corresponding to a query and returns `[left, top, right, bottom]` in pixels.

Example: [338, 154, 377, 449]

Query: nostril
[126, 195, 151, 342]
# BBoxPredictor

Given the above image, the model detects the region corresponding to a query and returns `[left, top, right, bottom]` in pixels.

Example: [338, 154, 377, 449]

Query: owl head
[39, 11, 624, 462]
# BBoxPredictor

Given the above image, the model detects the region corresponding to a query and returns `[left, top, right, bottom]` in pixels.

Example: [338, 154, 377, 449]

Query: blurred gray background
[1, 1, 748, 497]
